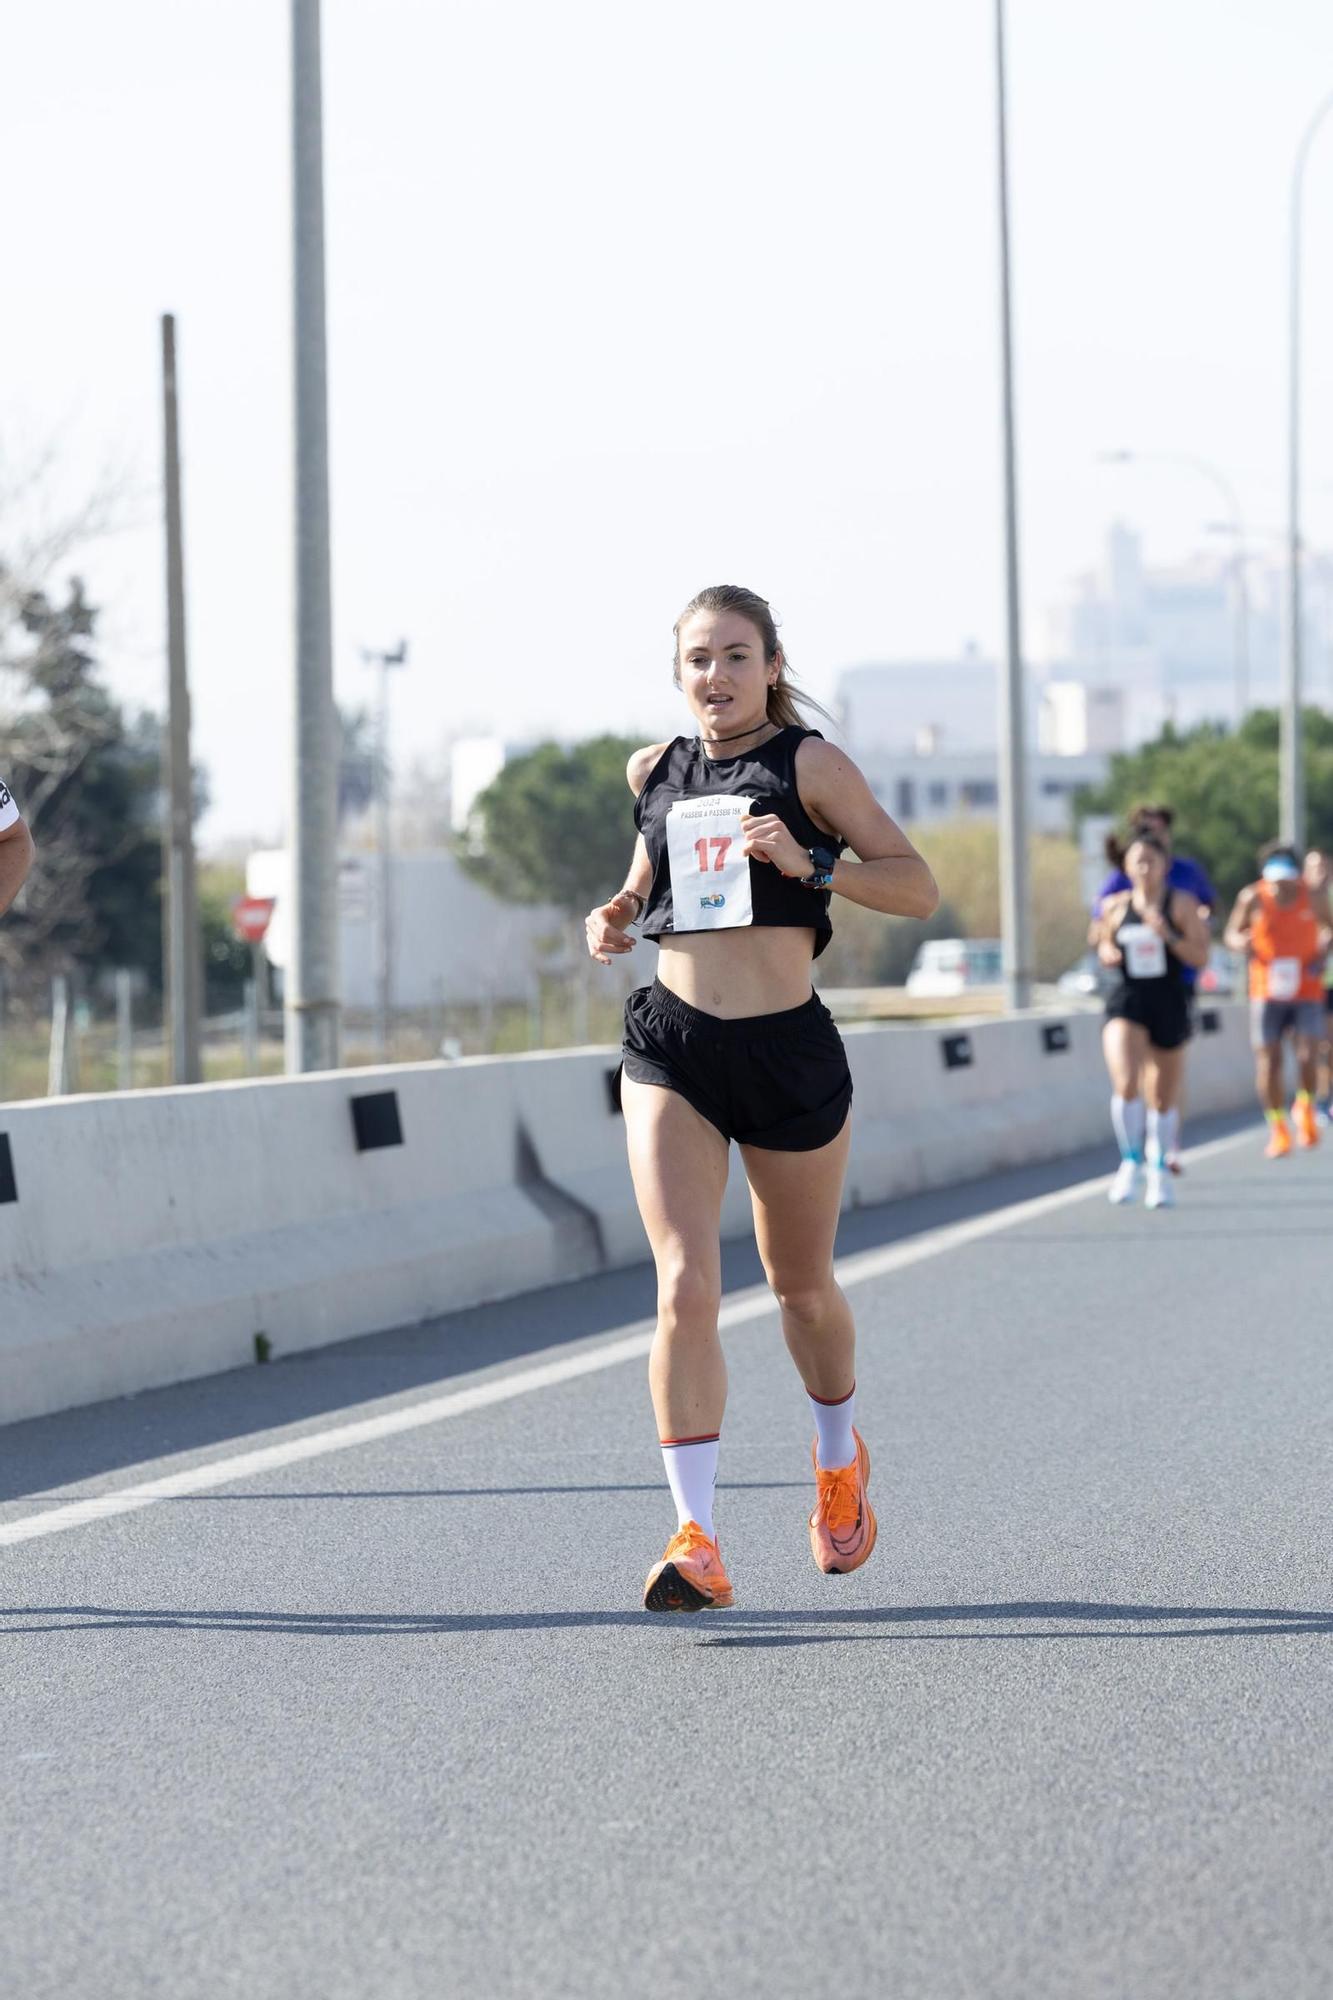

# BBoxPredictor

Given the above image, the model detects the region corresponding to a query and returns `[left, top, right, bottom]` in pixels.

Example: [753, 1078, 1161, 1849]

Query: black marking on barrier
[941, 1033, 973, 1071]
[1042, 1022, 1071, 1054]
[606, 1065, 623, 1116]
[515, 1121, 606, 1271]
[0, 1134, 15, 1205]
[1199, 1008, 1222, 1035]
[350, 1090, 404, 1151]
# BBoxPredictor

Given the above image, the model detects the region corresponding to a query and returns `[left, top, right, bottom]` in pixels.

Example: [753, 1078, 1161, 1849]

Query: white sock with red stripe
[809, 1385, 857, 1469]
[660, 1434, 719, 1540]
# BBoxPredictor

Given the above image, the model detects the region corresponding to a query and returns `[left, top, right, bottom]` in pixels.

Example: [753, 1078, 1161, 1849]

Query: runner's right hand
[1097, 939, 1123, 967]
[585, 892, 639, 966]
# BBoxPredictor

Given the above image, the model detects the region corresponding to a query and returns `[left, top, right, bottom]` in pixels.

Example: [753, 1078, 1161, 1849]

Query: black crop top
[633, 726, 844, 958]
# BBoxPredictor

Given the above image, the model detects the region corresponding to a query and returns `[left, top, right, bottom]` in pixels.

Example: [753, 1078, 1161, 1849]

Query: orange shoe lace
[815, 1463, 861, 1535]
[664, 1521, 716, 1563]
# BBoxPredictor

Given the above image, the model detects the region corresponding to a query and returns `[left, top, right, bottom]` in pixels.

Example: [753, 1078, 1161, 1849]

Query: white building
[1038, 681, 1125, 756]
[834, 656, 1110, 832]
[247, 848, 565, 1008]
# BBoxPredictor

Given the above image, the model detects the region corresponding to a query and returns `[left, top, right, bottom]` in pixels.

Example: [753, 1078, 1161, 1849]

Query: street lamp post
[994, 0, 1033, 1013]
[1098, 449, 1249, 724]
[1285, 90, 1333, 849]
[362, 642, 408, 1062]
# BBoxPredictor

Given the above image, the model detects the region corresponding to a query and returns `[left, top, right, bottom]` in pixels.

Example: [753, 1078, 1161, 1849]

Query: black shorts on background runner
[619, 980, 852, 1151]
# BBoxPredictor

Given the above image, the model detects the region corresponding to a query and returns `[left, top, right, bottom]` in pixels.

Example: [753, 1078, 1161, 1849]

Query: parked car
[1056, 950, 1117, 1000]
[905, 938, 1004, 998]
[1196, 945, 1242, 998]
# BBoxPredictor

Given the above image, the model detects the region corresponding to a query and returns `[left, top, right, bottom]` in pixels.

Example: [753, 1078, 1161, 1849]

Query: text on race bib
[665, 794, 756, 932]
[1120, 923, 1167, 980]
[1267, 956, 1301, 1001]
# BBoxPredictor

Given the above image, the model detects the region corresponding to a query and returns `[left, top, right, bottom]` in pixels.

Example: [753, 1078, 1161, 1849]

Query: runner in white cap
[0, 775, 34, 917]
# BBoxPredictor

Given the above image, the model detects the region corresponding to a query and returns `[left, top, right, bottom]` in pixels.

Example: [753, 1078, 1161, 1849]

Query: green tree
[459, 735, 643, 915]
[1075, 708, 1333, 913]
[0, 577, 164, 997]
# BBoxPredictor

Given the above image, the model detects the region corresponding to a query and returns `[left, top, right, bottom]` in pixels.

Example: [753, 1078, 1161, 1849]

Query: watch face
[811, 847, 836, 872]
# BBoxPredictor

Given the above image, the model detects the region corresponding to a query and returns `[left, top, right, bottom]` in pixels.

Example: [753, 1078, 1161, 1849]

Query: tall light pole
[994, 0, 1032, 1011]
[160, 313, 203, 1084]
[288, 0, 340, 1073]
[1098, 449, 1250, 723]
[362, 641, 407, 1061]
[1285, 90, 1333, 849]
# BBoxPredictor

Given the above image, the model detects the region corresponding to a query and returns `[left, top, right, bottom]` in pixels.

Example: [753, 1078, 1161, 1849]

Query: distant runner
[1223, 843, 1333, 1157]
[1093, 803, 1214, 1175]
[1095, 830, 1210, 1209]
[1304, 849, 1333, 1122]
[0, 776, 34, 917]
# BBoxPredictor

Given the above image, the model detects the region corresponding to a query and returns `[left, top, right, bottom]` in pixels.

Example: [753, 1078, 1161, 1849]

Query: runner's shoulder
[626, 741, 673, 797]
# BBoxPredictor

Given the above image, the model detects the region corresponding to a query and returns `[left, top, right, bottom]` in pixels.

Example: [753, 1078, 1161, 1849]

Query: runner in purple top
[1090, 804, 1215, 1173]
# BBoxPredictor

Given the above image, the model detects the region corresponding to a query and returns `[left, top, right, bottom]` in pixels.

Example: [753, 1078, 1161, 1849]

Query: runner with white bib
[1094, 832, 1210, 1209]
[0, 775, 35, 919]
[1223, 842, 1333, 1157]
[583, 584, 938, 1615]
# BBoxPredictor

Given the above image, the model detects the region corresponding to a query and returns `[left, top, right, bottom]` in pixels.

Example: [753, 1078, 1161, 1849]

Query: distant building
[834, 655, 1107, 833]
[248, 848, 563, 1009]
[850, 745, 1106, 836]
[1038, 681, 1125, 756]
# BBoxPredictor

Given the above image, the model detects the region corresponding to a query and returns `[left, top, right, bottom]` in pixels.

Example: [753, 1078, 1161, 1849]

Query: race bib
[665, 794, 755, 932]
[1120, 923, 1167, 980]
[0, 779, 17, 833]
[1267, 956, 1301, 1001]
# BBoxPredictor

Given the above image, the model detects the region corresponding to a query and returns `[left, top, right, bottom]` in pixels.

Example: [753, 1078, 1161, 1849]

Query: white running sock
[660, 1435, 719, 1539]
[1148, 1106, 1179, 1166]
[1111, 1095, 1146, 1162]
[809, 1386, 857, 1469]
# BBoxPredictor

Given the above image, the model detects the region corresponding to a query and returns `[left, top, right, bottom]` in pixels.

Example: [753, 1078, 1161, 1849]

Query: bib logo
[700, 893, 726, 910]
[0, 785, 10, 810]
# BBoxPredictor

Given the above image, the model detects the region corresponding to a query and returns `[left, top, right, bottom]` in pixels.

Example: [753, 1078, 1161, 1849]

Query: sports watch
[800, 845, 837, 890]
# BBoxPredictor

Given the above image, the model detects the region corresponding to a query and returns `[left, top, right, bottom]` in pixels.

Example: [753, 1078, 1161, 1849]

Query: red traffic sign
[231, 895, 275, 944]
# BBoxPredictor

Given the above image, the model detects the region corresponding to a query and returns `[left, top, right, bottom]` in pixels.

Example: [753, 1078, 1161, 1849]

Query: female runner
[1095, 831, 1210, 1210]
[584, 584, 937, 1613]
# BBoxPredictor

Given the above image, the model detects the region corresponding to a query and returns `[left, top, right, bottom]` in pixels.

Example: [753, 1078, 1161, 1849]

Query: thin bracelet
[620, 888, 645, 923]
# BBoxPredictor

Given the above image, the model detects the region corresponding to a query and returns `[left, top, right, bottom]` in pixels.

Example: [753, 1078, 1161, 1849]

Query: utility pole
[160, 313, 203, 1083]
[1284, 91, 1333, 849]
[362, 641, 407, 1060]
[288, 0, 340, 1072]
[994, 0, 1033, 1011]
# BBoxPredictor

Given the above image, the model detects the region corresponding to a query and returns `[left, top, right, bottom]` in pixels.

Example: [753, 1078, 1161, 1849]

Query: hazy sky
[5, 0, 1333, 844]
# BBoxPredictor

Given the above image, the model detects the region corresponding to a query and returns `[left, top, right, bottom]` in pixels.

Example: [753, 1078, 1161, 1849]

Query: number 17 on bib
[665, 795, 755, 931]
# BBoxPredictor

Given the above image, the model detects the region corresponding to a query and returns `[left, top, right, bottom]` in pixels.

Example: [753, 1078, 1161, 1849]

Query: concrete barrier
[0, 1004, 1258, 1427]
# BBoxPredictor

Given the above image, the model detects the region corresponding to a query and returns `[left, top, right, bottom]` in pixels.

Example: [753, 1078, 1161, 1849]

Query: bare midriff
[654, 926, 819, 1019]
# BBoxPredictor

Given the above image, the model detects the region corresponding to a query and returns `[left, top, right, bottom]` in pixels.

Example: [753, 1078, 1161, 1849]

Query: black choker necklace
[701, 718, 779, 747]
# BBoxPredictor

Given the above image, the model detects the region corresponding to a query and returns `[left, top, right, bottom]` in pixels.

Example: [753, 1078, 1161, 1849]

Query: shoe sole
[643, 1563, 733, 1614]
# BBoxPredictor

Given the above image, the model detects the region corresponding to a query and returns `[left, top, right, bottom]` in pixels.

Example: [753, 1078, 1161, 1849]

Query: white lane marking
[0, 1126, 1254, 1548]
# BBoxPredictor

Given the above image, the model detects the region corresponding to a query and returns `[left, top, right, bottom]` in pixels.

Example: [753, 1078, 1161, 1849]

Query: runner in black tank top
[1095, 831, 1210, 1212]
[583, 584, 938, 1614]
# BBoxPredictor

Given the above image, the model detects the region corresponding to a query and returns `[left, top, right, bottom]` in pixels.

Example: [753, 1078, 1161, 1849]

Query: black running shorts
[618, 980, 852, 1151]
[1104, 981, 1192, 1051]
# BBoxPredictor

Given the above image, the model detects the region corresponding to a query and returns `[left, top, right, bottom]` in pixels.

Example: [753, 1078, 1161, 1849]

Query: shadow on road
[3, 1598, 1329, 1642]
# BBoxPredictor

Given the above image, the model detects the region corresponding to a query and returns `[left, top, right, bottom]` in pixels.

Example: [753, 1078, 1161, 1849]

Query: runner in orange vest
[1223, 842, 1333, 1156]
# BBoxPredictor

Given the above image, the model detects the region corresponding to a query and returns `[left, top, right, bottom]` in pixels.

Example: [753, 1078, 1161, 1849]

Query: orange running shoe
[1265, 1118, 1293, 1160]
[1294, 1099, 1320, 1149]
[808, 1430, 877, 1575]
[643, 1521, 734, 1614]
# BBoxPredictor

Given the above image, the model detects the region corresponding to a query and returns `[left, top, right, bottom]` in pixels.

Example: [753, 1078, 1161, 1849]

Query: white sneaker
[1145, 1165, 1175, 1210]
[1109, 1159, 1142, 1205]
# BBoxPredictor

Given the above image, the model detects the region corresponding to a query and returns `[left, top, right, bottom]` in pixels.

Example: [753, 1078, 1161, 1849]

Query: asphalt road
[3, 1112, 1331, 2000]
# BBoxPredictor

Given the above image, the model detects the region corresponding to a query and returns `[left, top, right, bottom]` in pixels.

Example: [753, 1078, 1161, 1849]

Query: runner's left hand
[741, 812, 811, 879]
